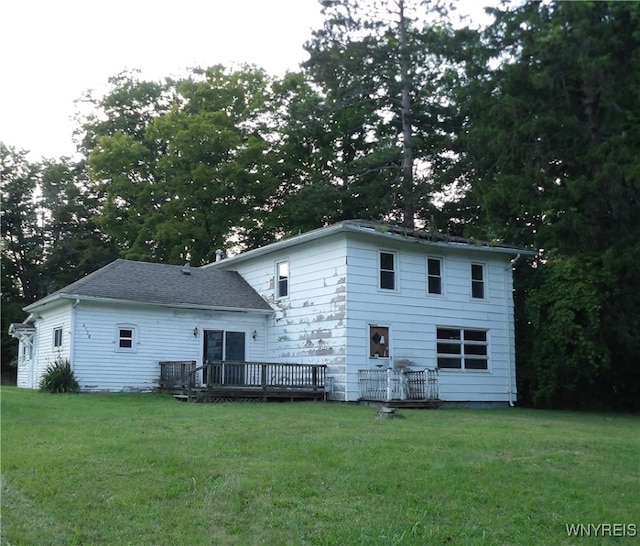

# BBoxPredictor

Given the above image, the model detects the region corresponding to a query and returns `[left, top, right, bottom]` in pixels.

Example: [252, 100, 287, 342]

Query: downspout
[504, 255, 521, 407]
[70, 298, 80, 373]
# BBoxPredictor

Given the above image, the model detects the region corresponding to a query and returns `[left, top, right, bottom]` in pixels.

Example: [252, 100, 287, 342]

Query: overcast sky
[1, 0, 324, 160]
[1, 0, 491, 161]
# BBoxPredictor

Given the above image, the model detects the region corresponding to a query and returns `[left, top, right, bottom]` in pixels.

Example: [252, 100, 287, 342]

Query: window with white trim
[437, 328, 488, 370]
[471, 263, 485, 299]
[117, 325, 136, 351]
[53, 327, 63, 348]
[276, 261, 289, 298]
[379, 251, 396, 290]
[427, 257, 443, 295]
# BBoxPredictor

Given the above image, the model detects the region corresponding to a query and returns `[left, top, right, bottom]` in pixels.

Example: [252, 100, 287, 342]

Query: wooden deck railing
[159, 360, 326, 396]
[358, 368, 438, 401]
[159, 360, 197, 389]
[197, 360, 326, 390]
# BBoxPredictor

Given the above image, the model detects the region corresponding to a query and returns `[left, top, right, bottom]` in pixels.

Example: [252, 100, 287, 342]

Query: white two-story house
[9, 220, 534, 405]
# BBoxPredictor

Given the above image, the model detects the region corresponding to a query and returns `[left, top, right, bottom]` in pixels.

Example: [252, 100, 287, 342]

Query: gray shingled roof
[28, 259, 273, 312]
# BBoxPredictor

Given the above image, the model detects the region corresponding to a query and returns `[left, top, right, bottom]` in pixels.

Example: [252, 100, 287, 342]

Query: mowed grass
[1, 388, 638, 545]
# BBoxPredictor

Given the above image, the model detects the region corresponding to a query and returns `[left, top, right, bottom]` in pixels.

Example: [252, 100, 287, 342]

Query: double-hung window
[437, 328, 488, 370]
[379, 251, 396, 290]
[276, 261, 289, 298]
[53, 327, 63, 348]
[471, 263, 485, 299]
[427, 257, 443, 295]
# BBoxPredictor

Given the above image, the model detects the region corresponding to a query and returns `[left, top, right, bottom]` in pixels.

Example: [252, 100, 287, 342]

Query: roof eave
[207, 221, 536, 267]
[25, 294, 274, 315]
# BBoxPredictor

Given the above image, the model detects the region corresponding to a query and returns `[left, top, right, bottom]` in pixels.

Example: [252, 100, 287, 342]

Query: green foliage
[523, 257, 610, 409]
[39, 359, 79, 393]
[2, 390, 638, 545]
[85, 66, 282, 262]
[446, 0, 640, 410]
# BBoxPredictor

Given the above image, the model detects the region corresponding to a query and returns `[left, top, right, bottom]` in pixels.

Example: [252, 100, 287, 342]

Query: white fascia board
[24, 294, 274, 315]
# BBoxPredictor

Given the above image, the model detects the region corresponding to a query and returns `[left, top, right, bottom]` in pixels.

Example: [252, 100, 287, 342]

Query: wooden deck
[159, 360, 327, 402]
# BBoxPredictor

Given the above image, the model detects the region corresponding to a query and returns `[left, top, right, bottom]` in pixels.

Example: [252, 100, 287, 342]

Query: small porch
[159, 360, 327, 402]
[358, 368, 440, 408]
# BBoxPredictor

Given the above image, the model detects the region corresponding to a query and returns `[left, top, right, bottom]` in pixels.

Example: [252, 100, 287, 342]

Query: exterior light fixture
[193, 327, 199, 338]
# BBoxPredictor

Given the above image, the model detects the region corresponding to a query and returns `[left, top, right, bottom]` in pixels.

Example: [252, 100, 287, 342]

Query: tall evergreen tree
[298, 0, 457, 229]
[446, 0, 640, 410]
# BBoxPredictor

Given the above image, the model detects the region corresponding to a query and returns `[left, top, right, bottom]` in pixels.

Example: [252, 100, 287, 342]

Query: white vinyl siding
[346, 233, 516, 402]
[69, 302, 268, 392]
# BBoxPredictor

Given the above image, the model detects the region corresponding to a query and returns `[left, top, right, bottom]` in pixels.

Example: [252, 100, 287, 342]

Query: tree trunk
[398, 0, 415, 229]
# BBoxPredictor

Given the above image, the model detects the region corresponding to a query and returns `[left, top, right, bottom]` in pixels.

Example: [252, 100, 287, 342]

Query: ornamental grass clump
[39, 358, 79, 393]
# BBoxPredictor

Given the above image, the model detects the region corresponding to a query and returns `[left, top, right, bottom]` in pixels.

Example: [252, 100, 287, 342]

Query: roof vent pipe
[182, 263, 191, 275]
[215, 249, 224, 262]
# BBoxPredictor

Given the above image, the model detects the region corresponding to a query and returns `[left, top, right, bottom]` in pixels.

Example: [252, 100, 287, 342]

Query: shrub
[39, 358, 79, 393]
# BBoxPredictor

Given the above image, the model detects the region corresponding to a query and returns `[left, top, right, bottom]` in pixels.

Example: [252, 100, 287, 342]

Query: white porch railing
[358, 368, 438, 401]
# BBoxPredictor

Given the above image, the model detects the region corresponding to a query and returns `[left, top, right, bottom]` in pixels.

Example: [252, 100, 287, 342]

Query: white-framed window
[53, 327, 63, 348]
[427, 256, 443, 295]
[471, 263, 485, 299]
[379, 251, 396, 291]
[276, 260, 289, 298]
[116, 325, 137, 351]
[437, 327, 488, 370]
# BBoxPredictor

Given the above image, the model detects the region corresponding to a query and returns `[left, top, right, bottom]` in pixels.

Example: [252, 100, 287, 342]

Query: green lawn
[1, 387, 638, 545]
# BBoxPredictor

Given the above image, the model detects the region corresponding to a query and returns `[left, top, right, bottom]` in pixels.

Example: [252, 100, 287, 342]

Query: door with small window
[202, 330, 246, 385]
[369, 325, 390, 365]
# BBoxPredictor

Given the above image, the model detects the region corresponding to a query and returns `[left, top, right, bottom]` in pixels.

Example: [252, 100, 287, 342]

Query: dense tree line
[2, 0, 638, 410]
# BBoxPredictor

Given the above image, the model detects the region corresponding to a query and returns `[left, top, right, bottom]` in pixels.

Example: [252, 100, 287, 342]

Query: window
[53, 327, 63, 348]
[471, 263, 485, 299]
[427, 257, 443, 295]
[276, 261, 289, 298]
[116, 325, 136, 351]
[437, 328, 488, 370]
[379, 251, 396, 290]
[369, 326, 389, 358]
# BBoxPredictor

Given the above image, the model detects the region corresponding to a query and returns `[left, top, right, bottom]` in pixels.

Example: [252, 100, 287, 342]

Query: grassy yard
[1, 388, 638, 545]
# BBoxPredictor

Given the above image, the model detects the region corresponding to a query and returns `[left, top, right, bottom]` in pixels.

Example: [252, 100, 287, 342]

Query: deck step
[173, 394, 189, 402]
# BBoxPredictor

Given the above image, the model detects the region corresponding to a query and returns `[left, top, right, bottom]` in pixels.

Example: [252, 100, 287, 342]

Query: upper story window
[427, 257, 443, 295]
[437, 328, 488, 370]
[379, 251, 396, 290]
[53, 327, 63, 348]
[116, 325, 136, 351]
[276, 260, 289, 298]
[471, 263, 485, 299]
